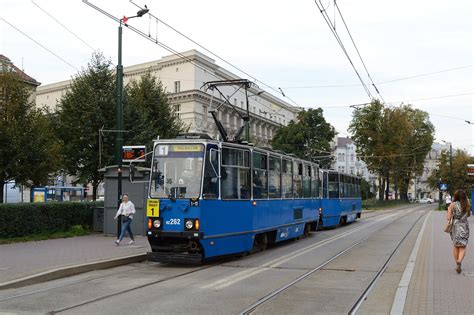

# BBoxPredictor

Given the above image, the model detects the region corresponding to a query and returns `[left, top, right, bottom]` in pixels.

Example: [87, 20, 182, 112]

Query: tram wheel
[252, 233, 268, 252]
[303, 223, 311, 237]
[339, 216, 347, 226]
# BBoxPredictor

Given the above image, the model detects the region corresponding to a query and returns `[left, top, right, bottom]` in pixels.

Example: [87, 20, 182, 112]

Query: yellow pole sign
[146, 199, 160, 217]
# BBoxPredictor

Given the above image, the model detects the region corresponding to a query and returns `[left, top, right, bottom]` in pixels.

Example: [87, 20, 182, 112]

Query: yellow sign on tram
[146, 199, 160, 217]
[172, 144, 203, 152]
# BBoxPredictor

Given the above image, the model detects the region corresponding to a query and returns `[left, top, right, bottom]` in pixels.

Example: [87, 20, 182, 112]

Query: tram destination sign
[122, 145, 146, 162]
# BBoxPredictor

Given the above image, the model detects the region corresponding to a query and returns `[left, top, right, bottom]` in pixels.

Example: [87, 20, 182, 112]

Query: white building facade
[35, 50, 300, 145]
[410, 142, 450, 200]
[332, 137, 375, 182]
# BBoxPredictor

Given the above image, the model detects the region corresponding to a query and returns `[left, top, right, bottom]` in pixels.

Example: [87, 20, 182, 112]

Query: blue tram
[145, 135, 361, 264]
[318, 170, 362, 228]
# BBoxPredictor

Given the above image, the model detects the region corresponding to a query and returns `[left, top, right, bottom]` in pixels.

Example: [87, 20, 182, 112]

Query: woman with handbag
[446, 189, 471, 273]
[114, 194, 136, 245]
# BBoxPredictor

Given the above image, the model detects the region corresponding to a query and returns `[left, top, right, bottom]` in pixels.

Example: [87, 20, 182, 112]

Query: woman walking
[446, 189, 471, 273]
[114, 194, 136, 245]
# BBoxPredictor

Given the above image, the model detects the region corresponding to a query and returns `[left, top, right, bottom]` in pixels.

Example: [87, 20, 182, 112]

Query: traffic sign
[146, 199, 160, 217]
[440, 183, 448, 191]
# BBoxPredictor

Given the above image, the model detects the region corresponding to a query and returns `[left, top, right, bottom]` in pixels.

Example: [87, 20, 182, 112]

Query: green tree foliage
[0, 72, 60, 203]
[428, 149, 474, 194]
[349, 101, 434, 200]
[124, 72, 187, 153]
[56, 53, 116, 200]
[271, 108, 336, 168]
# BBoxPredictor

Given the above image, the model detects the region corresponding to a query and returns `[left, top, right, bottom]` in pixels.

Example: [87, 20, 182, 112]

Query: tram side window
[303, 164, 311, 198]
[350, 177, 354, 198]
[282, 159, 293, 198]
[293, 161, 303, 198]
[340, 175, 345, 198]
[357, 178, 361, 197]
[328, 172, 339, 198]
[253, 152, 268, 199]
[346, 176, 350, 198]
[322, 171, 328, 198]
[221, 147, 251, 200]
[311, 165, 319, 198]
[202, 146, 219, 199]
[269, 156, 281, 198]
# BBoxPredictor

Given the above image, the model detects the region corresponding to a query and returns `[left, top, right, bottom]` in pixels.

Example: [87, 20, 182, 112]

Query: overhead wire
[30, 0, 95, 51]
[314, 0, 374, 100]
[0, 17, 79, 71]
[333, 1, 385, 102]
[280, 64, 474, 89]
[83, 0, 296, 124]
[128, 0, 302, 110]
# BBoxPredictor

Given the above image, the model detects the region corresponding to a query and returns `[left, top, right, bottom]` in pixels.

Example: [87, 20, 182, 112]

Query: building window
[174, 81, 180, 93]
[234, 98, 237, 106]
[351, 154, 354, 162]
[338, 153, 345, 162]
[174, 104, 181, 117]
[241, 101, 244, 108]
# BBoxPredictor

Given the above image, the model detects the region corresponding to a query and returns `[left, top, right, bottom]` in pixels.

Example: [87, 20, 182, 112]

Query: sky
[1, 0, 473, 153]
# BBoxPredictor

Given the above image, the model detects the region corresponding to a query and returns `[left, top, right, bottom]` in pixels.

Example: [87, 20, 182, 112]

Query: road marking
[202, 210, 403, 290]
[390, 211, 431, 315]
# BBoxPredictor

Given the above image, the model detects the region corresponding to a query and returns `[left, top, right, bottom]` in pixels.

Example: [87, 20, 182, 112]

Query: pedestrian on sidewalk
[114, 194, 136, 245]
[446, 189, 471, 273]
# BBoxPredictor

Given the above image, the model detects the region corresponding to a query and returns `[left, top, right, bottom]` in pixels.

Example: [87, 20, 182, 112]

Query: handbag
[121, 215, 129, 223]
[444, 214, 453, 233]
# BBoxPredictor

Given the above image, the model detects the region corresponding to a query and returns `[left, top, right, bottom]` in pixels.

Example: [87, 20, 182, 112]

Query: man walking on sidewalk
[114, 194, 136, 245]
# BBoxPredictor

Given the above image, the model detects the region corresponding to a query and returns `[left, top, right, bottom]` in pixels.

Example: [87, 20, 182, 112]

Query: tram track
[0, 204, 422, 314]
[238, 205, 429, 315]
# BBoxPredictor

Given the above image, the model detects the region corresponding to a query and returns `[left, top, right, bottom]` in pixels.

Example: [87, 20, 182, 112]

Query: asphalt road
[0, 204, 433, 314]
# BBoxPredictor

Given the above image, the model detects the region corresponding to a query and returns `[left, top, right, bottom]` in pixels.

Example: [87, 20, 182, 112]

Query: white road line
[390, 211, 431, 315]
[202, 210, 403, 290]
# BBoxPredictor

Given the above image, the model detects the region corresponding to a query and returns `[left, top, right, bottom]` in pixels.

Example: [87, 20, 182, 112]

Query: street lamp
[441, 140, 453, 210]
[115, 7, 149, 238]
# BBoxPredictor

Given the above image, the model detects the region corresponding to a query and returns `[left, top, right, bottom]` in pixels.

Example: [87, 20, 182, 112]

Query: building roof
[0, 54, 41, 86]
[337, 137, 353, 147]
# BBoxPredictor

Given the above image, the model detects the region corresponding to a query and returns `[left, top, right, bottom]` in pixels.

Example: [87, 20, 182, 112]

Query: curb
[0, 253, 147, 290]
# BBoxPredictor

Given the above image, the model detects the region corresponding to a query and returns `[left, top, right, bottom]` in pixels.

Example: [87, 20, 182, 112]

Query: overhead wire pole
[82, 1, 149, 238]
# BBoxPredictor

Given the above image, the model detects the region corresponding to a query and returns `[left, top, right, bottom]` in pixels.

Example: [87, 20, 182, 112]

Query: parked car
[419, 197, 434, 204]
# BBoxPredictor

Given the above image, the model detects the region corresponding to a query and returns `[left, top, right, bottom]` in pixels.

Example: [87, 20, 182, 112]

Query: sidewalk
[0, 234, 150, 287]
[403, 211, 474, 314]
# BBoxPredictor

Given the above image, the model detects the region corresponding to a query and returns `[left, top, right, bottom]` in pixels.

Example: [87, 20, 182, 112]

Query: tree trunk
[0, 181, 4, 203]
[385, 173, 390, 200]
[379, 176, 385, 201]
[92, 182, 98, 201]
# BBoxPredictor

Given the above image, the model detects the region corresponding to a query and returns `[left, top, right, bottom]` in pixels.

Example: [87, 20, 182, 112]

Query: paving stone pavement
[403, 211, 474, 315]
[0, 234, 150, 284]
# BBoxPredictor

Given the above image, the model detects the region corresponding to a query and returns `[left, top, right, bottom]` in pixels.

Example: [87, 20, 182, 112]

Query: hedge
[0, 202, 103, 238]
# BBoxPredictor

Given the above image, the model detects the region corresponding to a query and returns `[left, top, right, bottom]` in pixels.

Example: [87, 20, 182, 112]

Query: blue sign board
[440, 183, 448, 191]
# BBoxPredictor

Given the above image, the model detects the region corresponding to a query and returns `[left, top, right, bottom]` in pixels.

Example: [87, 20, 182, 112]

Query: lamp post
[442, 140, 453, 195]
[115, 7, 149, 238]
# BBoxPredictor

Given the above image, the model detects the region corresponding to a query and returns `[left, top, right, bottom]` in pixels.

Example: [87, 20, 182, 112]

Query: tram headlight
[185, 219, 194, 230]
[153, 220, 161, 228]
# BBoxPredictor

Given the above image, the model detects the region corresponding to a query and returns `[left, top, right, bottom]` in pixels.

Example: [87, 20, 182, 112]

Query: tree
[271, 108, 336, 168]
[123, 72, 186, 153]
[0, 72, 60, 203]
[56, 52, 116, 200]
[428, 149, 474, 194]
[349, 101, 434, 200]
